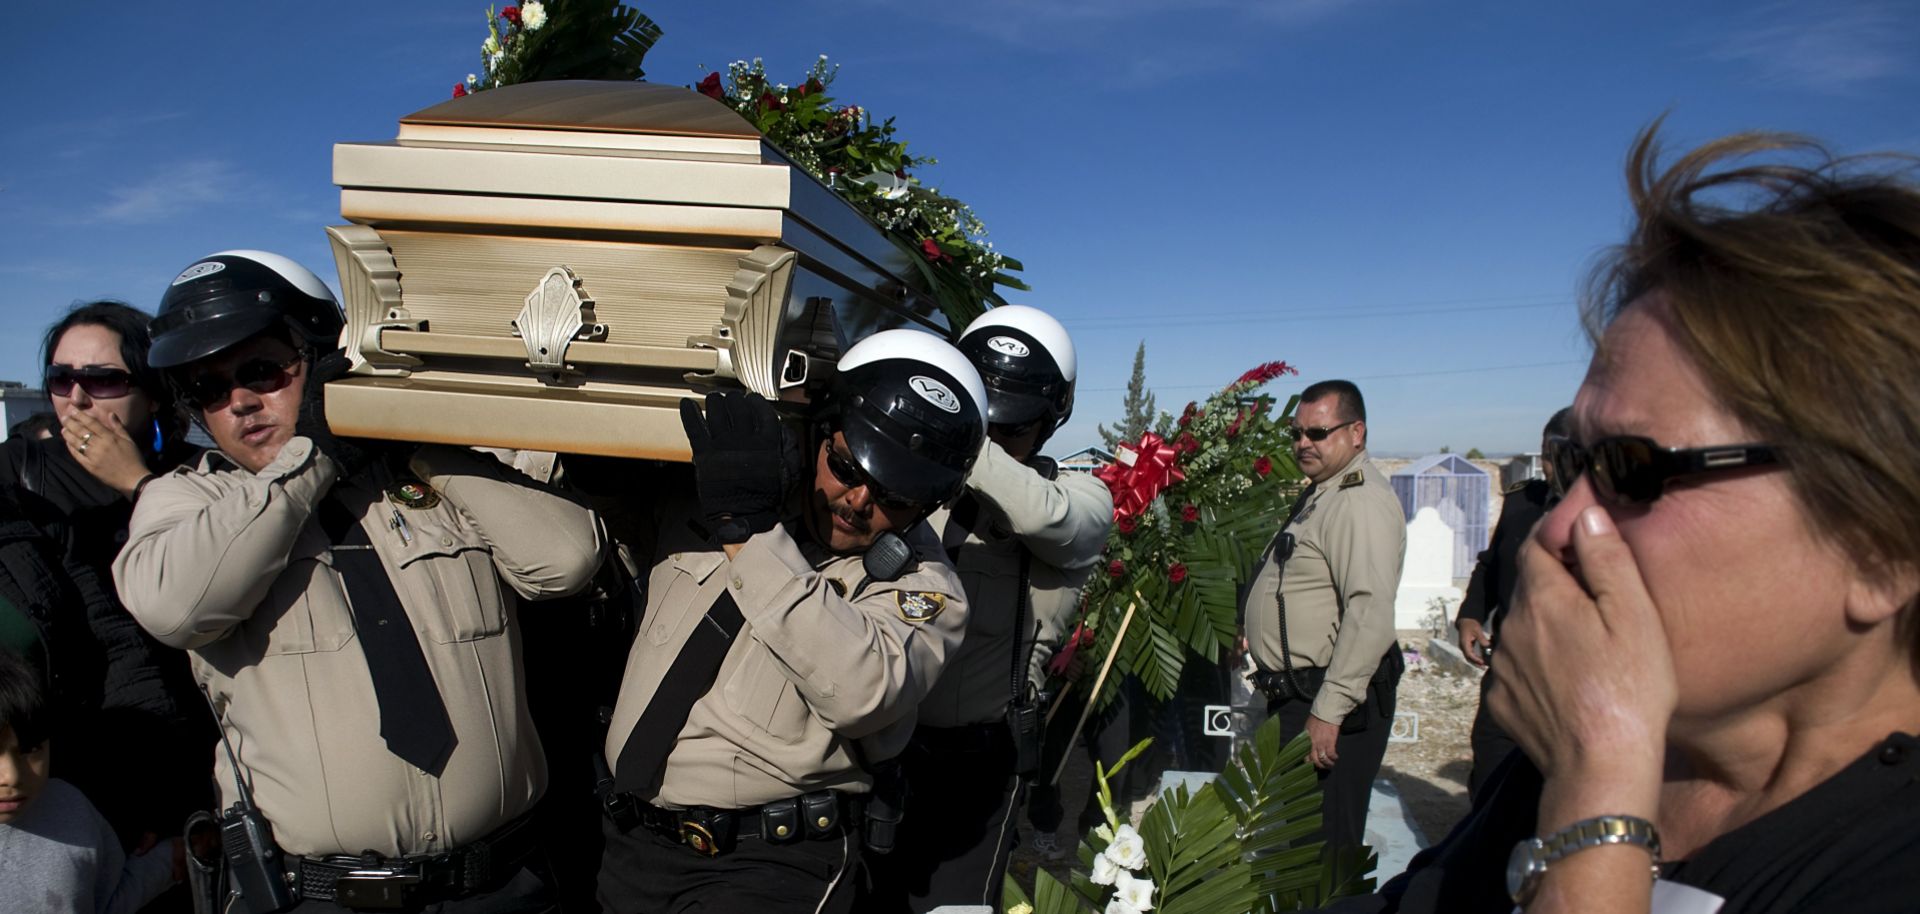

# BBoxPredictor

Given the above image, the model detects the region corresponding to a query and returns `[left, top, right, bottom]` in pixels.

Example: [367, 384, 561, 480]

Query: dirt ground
[1005, 638, 1481, 891]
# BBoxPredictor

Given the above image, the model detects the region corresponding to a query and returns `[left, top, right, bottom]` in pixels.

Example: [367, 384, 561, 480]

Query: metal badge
[895, 591, 946, 623]
[386, 479, 442, 510]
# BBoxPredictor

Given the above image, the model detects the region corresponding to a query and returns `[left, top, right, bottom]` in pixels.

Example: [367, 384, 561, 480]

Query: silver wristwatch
[1506, 814, 1662, 905]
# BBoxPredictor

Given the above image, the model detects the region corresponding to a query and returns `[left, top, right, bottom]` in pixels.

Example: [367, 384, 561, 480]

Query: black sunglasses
[183, 355, 302, 410]
[46, 365, 134, 399]
[1287, 419, 1356, 442]
[824, 447, 923, 511]
[1545, 434, 1780, 505]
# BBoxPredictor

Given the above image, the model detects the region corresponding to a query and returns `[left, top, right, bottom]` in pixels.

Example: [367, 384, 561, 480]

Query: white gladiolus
[1106, 824, 1148, 870]
[1090, 851, 1122, 886]
[1104, 899, 1144, 914]
[1093, 823, 1115, 843]
[483, 35, 501, 56]
[522, 1, 547, 29]
[1113, 872, 1157, 911]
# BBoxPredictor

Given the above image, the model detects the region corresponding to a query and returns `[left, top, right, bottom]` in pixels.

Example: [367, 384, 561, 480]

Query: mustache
[831, 503, 871, 533]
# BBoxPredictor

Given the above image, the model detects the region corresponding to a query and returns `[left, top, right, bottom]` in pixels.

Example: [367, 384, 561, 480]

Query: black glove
[679, 391, 794, 544]
[296, 349, 374, 475]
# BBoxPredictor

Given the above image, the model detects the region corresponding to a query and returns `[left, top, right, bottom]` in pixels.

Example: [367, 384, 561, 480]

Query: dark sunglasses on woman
[182, 355, 303, 410]
[46, 365, 135, 399]
[1544, 434, 1779, 506]
[824, 447, 923, 511]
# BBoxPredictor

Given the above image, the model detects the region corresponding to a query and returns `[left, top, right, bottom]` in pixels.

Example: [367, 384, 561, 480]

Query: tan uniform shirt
[1243, 450, 1406, 723]
[920, 443, 1112, 728]
[113, 438, 605, 857]
[605, 511, 967, 809]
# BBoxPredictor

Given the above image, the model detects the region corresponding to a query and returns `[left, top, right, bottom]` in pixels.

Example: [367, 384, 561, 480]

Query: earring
[150, 418, 165, 454]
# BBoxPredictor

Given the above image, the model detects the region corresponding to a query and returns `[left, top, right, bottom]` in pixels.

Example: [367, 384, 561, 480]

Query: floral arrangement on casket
[1003, 718, 1377, 914]
[1065, 361, 1306, 706]
[447, 1, 1024, 329]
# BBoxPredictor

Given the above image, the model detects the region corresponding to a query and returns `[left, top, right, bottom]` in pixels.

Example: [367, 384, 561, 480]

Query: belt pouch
[801, 791, 840, 839]
[761, 798, 801, 843]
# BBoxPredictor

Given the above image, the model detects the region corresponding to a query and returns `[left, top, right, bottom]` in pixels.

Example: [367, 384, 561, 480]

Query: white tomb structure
[1395, 507, 1463, 629]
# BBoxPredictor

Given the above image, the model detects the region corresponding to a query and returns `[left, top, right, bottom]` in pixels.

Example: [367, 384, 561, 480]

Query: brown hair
[1584, 123, 1920, 633]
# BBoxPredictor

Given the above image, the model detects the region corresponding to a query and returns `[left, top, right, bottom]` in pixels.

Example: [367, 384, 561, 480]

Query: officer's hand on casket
[298, 349, 379, 475]
[679, 391, 795, 544]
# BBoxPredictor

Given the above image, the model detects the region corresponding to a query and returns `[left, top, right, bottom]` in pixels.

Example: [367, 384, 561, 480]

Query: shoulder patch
[1339, 470, 1364, 489]
[387, 478, 442, 510]
[1504, 480, 1529, 494]
[896, 591, 947, 623]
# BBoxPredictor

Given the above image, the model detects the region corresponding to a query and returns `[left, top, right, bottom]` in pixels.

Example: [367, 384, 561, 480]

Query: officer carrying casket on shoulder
[595, 329, 986, 914]
[866, 306, 1113, 912]
[113, 251, 608, 913]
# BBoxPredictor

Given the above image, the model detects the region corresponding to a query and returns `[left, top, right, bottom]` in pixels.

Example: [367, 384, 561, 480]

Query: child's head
[0, 650, 50, 825]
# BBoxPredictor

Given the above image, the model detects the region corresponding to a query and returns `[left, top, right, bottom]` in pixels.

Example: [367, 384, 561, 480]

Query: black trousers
[1266, 663, 1400, 852]
[596, 815, 857, 914]
[1467, 668, 1520, 802]
[1027, 675, 1159, 836]
[285, 864, 556, 914]
[864, 724, 1024, 912]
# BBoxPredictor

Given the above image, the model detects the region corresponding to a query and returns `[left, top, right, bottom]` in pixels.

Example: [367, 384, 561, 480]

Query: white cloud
[1710, 2, 1913, 92]
[92, 159, 247, 224]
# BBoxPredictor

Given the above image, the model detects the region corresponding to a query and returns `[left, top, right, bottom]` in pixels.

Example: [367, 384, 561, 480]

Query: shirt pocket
[645, 552, 725, 646]
[253, 554, 356, 655]
[959, 547, 1021, 640]
[393, 510, 507, 644]
[721, 642, 812, 745]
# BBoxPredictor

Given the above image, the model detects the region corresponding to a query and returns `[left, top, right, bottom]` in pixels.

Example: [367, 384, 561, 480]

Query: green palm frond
[1215, 718, 1377, 911]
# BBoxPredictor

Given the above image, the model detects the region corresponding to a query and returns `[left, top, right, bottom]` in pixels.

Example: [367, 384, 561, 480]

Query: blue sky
[5, 1, 1916, 455]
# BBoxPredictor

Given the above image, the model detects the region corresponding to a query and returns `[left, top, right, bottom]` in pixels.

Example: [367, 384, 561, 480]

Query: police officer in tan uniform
[113, 251, 606, 912]
[597, 330, 986, 914]
[869, 306, 1113, 911]
[1243, 379, 1406, 852]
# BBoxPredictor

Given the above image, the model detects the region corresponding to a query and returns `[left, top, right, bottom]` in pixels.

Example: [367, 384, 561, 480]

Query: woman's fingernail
[1580, 505, 1614, 537]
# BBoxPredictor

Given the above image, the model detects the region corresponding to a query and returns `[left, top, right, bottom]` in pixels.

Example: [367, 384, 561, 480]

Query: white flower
[1009, 905, 1033, 914]
[1090, 851, 1122, 885]
[483, 34, 501, 56]
[1093, 823, 1114, 843]
[1113, 872, 1157, 911]
[1106, 823, 1148, 870]
[1105, 899, 1144, 914]
[522, 1, 547, 29]
[465, 73, 478, 86]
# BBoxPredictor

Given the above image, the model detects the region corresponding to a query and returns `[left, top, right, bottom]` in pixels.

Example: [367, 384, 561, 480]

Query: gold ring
[77, 443, 89, 454]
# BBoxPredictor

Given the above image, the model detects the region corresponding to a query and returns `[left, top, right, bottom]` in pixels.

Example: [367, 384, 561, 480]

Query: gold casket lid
[400, 80, 762, 140]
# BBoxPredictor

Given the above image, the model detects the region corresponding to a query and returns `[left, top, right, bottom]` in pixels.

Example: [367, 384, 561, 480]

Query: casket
[323, 80, 950, 461]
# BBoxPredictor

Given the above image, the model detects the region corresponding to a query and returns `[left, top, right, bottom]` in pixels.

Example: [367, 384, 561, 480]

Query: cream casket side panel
[334, 142, 794, 210]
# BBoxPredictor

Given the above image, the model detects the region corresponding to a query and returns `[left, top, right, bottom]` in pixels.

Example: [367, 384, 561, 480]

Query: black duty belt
[292, 812, 538, 910]
[606, 789, 863, 857]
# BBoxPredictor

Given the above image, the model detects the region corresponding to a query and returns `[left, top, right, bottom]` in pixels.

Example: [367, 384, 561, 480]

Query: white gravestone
[1395, 507, 1463, 629]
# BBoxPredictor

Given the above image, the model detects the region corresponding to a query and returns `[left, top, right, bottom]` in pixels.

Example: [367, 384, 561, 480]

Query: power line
[1077, 359, 1586, 393]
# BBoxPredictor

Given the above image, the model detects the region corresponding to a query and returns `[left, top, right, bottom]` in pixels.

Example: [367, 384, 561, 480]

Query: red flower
[452, 83, 468, 98]
[501, 5, 521, 26]
[920, 238, 951, 262]
[759, 90, 784, 111]
[1181, 503, 1198, 523]
[1235, 360, 1299, 386]
[805, 77, 825, 96]
[1175, 432, 1198, 455]
[697, 72, 724, 100]
[1108, 559, 1126, 578]
[1226, 417, 1243, 439]
[1177, 413, 1191, 429]
[1169, 562, 1188, 584]
[1117, 515, 1138, 534]
[1255, 455, 1274, 477]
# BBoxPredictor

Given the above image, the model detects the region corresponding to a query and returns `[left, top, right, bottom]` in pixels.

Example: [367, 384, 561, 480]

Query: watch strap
[1510, 814, 1661, 905]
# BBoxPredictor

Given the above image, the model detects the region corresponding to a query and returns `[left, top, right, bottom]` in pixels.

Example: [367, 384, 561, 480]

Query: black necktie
[317, 495, 456, 776]
[614, 587, 746, 794]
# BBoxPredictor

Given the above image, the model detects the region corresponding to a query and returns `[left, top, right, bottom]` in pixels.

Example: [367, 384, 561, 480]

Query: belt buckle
[333, 869, 424, 911]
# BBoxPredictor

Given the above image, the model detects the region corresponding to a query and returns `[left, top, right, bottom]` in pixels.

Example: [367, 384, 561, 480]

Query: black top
[1455, 479, 1550, 636]
[1322, 733, 1920, 914]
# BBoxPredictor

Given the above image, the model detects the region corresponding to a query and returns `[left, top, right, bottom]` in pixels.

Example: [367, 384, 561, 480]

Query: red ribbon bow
[1095, 432, 1187, 522]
